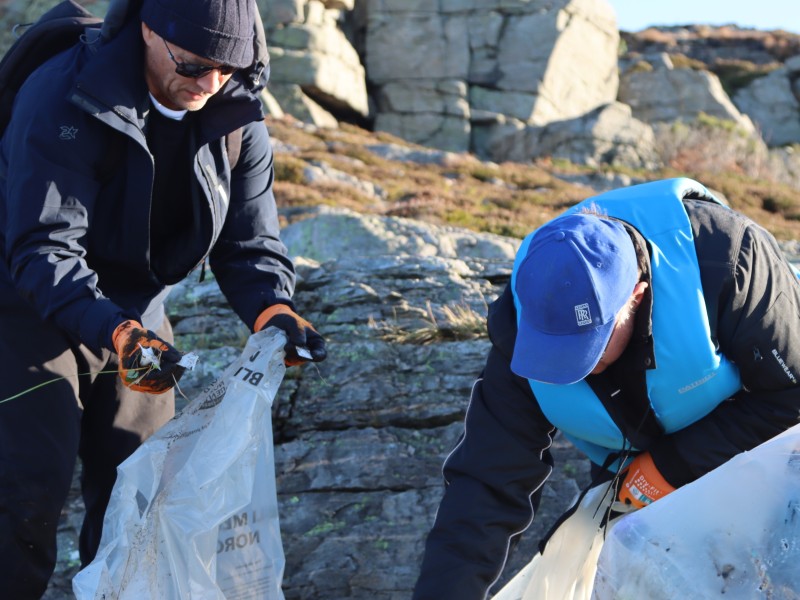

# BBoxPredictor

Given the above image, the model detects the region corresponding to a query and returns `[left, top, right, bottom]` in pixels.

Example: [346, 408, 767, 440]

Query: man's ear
[631, 281, 649, 309]
[141, 21, 155, 47]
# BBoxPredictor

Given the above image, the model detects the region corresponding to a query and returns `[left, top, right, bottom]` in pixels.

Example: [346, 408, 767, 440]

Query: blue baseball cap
[511, 213, 639, 385]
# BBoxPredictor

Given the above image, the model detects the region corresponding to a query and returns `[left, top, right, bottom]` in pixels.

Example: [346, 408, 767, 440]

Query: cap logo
[575, 303, 592, 326]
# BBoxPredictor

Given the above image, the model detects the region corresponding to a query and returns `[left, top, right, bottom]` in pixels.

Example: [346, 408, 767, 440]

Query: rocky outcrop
[365, 0, 619, 155]
[486, 102, 660, 169]
[619, 52, 756, 133]
[733, 55, 800, 146]
[167, 207, 594, 599]
[619, 26, 800, 147]
[262, 0, 369, 122]
[45, 206, 593, 599]
[620, 25, 800, 67]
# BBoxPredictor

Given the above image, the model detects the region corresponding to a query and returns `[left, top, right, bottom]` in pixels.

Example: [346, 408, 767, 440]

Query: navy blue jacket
[0, 20, 294, 353]
[413, 195, 800, 600]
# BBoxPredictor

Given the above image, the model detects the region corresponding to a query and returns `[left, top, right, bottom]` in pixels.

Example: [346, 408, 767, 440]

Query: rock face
[733, 55, 800, 146]
[487, 102, 660, 169]
[365, 0, 619, 155]
[46, 207, 589, 600]
[619, 53, 756, 133]
[262, 0, 370, 121]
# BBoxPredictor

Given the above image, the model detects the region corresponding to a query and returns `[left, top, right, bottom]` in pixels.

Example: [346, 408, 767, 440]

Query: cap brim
[510, 315, 615, 385]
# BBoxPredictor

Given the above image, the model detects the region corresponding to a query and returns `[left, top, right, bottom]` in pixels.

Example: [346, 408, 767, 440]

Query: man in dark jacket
[413, 178, 800, 599]
[0, 1, 326, 596]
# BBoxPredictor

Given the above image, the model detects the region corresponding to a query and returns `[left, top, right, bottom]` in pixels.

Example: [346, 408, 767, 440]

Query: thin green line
[0, 367, 149, 405]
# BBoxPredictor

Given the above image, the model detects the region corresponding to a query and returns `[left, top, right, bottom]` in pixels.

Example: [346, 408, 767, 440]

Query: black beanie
[141, 0, 256, 69]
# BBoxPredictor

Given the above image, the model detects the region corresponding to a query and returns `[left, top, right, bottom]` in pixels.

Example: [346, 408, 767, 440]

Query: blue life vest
[511, 178, 742, 467]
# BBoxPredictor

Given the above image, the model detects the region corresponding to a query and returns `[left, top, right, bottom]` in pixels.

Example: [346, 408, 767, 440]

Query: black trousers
[0, 298, 174, 599]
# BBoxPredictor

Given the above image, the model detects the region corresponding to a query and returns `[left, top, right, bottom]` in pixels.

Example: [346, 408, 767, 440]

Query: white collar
[149, 93, 188, 121]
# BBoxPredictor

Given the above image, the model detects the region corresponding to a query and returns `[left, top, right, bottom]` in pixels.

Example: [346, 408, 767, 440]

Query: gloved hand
[254, 304, 327, 366]
[618, 451, 676, 509]
[112, 320, 186, 394]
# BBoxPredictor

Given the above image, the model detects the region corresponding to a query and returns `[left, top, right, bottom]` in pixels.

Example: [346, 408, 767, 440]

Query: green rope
[0, 367, 149, 405]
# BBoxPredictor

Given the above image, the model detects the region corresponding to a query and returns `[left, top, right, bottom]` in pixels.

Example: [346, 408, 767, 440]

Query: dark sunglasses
[162, 39, 237, 78]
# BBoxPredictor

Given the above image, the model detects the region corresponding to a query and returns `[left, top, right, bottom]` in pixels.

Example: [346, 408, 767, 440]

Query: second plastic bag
[492, 481, 622, 600]
[73, 328, 288, 600]
[593, 424, 800, 599]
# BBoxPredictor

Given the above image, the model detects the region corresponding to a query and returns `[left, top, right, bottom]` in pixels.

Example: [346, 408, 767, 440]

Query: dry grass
[370, 302, 487, 345]
[266, 114, 800, 242]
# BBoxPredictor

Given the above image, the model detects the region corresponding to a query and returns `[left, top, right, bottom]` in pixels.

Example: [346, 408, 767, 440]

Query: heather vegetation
[268, 116, 800, 242]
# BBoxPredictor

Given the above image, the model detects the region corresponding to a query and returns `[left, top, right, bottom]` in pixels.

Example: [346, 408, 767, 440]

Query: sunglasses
[162, 39, 237, 79]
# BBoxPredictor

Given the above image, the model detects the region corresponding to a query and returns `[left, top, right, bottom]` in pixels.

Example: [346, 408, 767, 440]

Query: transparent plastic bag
[593, 424, 800, 600]
[493, 481, 623, 600]
[73, 328, 288, 600]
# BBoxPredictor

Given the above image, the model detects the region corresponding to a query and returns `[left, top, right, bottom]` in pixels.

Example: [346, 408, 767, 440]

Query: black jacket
[0, 20, 294, 353]
[413, 197, 800, 599]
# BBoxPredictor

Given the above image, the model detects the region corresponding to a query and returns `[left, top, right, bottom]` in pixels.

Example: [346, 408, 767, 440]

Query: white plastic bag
[592, 424, 800, 600]
[73, 328, 288, 600]
[493, 481, 623, 600]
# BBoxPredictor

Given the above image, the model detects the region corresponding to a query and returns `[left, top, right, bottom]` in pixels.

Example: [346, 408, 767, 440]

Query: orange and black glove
[112, 320, 186, 394]
[618, 451, 676, 510]
[254, 304, 327, 367]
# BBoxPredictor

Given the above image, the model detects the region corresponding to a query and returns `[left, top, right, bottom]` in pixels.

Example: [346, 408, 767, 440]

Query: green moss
[374, 539, 390, 551]
[304, 520, 346, 537]
[712, 59, 781, 98]
[695, 112, 747, 135]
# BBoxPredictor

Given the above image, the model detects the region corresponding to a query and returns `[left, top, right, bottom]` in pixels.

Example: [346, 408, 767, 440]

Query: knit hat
[141, 0, 256, 69]
[510, 213, 639, 385]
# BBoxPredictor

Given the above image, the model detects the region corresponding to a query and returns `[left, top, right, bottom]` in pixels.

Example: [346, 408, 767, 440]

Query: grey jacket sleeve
[651, 200, 800, 486]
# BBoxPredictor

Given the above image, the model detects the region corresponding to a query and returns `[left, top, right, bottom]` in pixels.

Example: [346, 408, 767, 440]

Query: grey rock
[619, 55, 756, 133]
[734, 59, 800, 146]
[489, 102, 661, 169]
[52, 210, 590, 599]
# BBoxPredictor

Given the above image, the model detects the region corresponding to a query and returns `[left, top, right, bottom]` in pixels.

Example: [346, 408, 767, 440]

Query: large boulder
[486, 102, 660, 170]
[733, 55, 800, 146]
[262, 0, 370, 122]
[365, 0, 619, 155]
[619, 53, 756, 134]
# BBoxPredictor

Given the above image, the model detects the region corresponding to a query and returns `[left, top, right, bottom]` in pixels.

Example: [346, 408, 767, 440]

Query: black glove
[112, 320, 186, 394]
[254, 305, 327, 366]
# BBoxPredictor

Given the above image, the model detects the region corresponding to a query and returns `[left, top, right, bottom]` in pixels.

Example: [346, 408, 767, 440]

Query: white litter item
[73, 328, 288, 600]
[592, 424, 800, 600]
[492, 481, 623, 600]
[178, 351, 200, 370]
[137, 344, 162, 368]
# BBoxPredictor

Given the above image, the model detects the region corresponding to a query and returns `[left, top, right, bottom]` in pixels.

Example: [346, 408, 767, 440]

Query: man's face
[141, 23, 235, 111]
